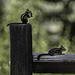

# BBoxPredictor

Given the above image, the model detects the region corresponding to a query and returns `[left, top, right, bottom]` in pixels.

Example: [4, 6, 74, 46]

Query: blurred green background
[0, 0, 75, 75]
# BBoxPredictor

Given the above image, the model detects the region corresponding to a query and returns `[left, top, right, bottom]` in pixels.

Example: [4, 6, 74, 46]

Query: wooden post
[9, 23, 32, 75]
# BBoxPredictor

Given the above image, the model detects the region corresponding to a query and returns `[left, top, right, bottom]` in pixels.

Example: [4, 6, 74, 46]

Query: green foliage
[0, 0, 75, 75]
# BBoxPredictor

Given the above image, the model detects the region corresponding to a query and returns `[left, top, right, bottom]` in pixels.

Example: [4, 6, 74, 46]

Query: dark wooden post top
[9, 23, 32, 75]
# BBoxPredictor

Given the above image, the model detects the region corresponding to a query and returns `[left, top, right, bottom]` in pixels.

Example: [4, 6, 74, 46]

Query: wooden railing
[8, 23, 75, 75]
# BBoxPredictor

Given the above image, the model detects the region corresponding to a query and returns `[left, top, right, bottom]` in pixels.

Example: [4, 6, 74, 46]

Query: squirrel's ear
[59, 45, 63, 48]
[61, 45, 63, 47]
[26, 9, 29, 11]
[25, 9, 29, 13]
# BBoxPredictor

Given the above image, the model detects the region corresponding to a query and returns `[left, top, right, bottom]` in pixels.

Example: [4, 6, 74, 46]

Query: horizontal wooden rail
[33, 53, 75, 74]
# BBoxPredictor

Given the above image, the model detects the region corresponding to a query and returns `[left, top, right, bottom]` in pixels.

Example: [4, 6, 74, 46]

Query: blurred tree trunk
[0, 0, 4, 24]
[39, 0, 75, 43]
[70, 23, 75, 42]
[0, 0, 4, 32]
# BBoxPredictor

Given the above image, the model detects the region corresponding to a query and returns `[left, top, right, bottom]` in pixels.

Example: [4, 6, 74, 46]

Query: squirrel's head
[59, 45, 66, 51]
[25, 9, 32, 18]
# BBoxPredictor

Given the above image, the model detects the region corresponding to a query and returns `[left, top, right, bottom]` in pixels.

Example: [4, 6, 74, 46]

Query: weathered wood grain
[9, 23, 32, 75]
[33, 53, 75, 74]
[9, 23, 75, 74]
